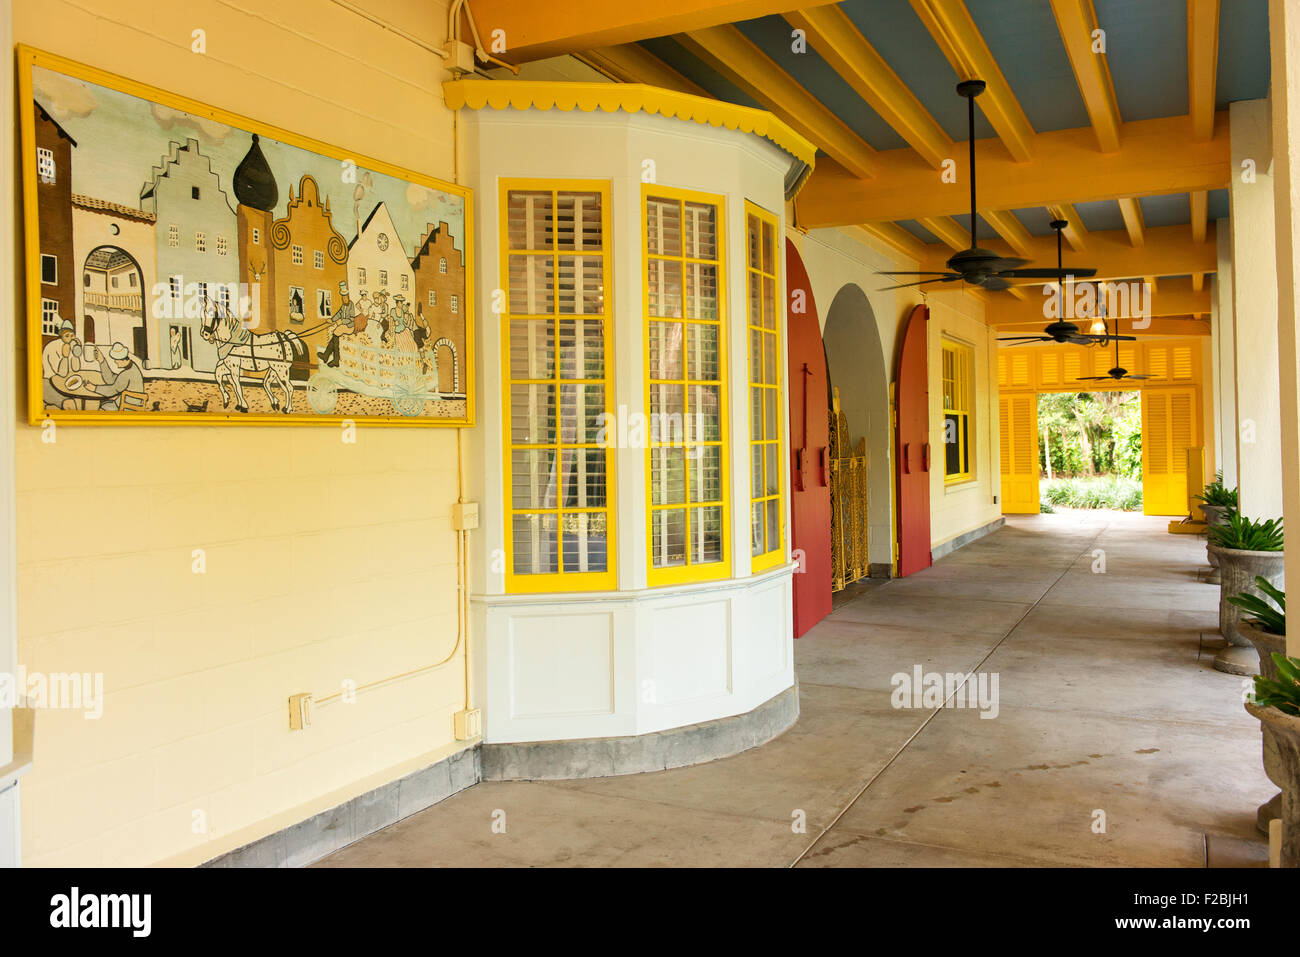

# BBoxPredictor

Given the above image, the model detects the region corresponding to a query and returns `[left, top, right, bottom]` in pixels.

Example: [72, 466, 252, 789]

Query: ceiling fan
[1076, 318, 1151, 381]
[997, 219, 1139, 347]
[878, 79, 1099, 292]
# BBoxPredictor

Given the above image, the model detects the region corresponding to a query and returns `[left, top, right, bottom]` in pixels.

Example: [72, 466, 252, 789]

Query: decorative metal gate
[828, 387, 869, 591]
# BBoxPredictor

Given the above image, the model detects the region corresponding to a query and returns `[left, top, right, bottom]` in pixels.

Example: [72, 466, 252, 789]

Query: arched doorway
[822, 283, 893, 577]
[82, 245, 146, 360]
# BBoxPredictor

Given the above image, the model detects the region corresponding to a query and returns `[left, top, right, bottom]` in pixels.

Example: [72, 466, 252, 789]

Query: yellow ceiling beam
[1188, 0, 1221, 141]
[1050, 0, 1123, 152]
[1190, 189, 1209, 243]
[467, 0, 841, 63]
[917, 216, 973, 251]
[1046, 203, 1088, 253]
[1117, 197, 1145, 246]
[982, 209, 1034, 256]
[991, 276, 1212, 327]
[795, 113, 1229, 226]
[678, 25, 879, 178]
[784, 6, 953, 169]
[853, 223, 930, 262]
[920, 223, 1218, 285]
[579, 45, 710, 95]
[1192, 272, 1205, 291]
[908, 0, 1036, 161]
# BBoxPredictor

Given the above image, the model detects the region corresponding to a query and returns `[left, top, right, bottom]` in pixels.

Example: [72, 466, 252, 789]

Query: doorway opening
[1038, 391, 1142, 513]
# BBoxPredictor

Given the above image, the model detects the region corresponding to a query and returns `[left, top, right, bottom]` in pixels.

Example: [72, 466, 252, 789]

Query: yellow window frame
[745, 201, 785, 573]
[500, 178, 616, 593]
[942, 338, 975, 484]
[642, 183, 730, 587]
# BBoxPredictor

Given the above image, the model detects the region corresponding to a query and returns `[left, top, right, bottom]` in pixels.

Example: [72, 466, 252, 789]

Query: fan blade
[998, 267, 1099, 279]
[980, 277, 1012, 291]
[988, 257, 1030, 271]
[878, 277, 953, 290]
[875, 271, 955, 276]
[1122, 374, 1152, 379]
[997, 336, 1051, 342]
[1076, 375, 1116, 380]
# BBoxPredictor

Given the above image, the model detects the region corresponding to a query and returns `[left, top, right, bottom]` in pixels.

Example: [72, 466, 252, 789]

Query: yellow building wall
[13, 0, 471, 866]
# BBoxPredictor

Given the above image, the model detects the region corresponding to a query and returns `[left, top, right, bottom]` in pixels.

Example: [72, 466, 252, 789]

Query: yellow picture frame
[18, 44, 475, 428]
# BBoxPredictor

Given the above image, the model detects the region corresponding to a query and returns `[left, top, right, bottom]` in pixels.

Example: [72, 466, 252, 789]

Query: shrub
[1209, 513, 1284, 551]
[1253, 653, 1300, 717]
[1039, 475, 1142, 511]
[1228, 576, 1286, 635]
[1195, 470, 1239, 508]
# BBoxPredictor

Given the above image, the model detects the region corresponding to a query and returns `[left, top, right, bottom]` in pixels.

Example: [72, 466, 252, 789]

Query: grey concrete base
[204, 747, 480, 868]
[481, 683, 799, 781]
[931, 517, 1005, 562]
[1214, 644, 1259, 675]
[868, 562, 893, 580]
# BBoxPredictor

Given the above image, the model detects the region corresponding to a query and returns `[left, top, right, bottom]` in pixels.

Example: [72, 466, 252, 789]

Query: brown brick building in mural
[411, 221, 466, 396]
[34, 101, 77, 346]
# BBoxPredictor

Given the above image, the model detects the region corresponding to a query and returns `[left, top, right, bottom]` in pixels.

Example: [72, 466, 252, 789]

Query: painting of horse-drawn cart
[19, 46, 474, 426]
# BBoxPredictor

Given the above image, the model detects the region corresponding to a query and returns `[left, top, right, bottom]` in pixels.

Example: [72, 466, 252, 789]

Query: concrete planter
[1209, 544, 1285, 647]
[1199, 504, 1230, 579]
[1240, 622, 1288, 833]
[1244, 699, 1300, 867]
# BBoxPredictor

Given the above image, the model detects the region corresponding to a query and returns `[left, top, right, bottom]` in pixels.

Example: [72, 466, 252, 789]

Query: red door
[785, 240, 832, 636]
[895, 304, 932, 577]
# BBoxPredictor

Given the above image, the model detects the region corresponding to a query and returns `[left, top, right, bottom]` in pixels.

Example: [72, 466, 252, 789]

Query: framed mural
[17, 45, 475, 427]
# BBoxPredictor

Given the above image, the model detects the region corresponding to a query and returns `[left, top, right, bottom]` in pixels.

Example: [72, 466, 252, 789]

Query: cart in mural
[306, 337, 441, 417]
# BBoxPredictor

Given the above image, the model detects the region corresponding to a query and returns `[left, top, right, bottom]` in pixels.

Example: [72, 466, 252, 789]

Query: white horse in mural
[200, 310, 305, 414]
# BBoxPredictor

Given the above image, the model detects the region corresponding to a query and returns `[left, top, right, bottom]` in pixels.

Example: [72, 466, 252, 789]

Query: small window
[450, 295, 459, 314]
[358, 267, 367, 285]
[129, 274, 138, 288]
[292, 244, 303, 266]
[217, 236, 228, 256]
[401, 274, 410, 291]
[314, 250, 324, 270]
[429, 290, 436, 307]
[942, 340, 975, 483]
[252, 227, 260, 245]
[83, 273, 91, 287]
[111, 276, 119, 289]
[40, 254, 57, 285]
[37, 147, 55, 184]
[168, 225, 179, 248]
[439, 257, 448, 274]
[41, 299, 59, 335]
[379, 269, 388, 287]
[318, 290, 332, 317]
[195, 232, 206, 253]
[191, 186, 201, 200]
[745, 202, 782, 571]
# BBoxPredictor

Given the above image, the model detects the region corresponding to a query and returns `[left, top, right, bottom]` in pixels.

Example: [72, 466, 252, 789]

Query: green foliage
[1038, 390, 1142, 480]
[1040, 475, 1143, 511]
[1208, 513, 1285, 551]
[1195, 471, 1239, 508]
[1039, 501, 1056, 514]
[1252, 653, 1300, 717]
[1228, 576, 1286, 635]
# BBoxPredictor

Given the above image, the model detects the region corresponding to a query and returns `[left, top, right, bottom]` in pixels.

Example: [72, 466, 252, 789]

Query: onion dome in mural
[233, 133, 278, 212]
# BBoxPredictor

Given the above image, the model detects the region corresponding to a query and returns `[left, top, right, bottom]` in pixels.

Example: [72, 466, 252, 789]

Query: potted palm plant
[1207, 513, 1284, 675]
[1194, 472, 1238, 584]
[1245, 651, 1300, 867]
[1229, 577, 1286, 834]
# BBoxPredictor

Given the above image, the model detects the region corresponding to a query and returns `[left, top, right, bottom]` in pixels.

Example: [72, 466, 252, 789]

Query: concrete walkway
[318, 512, 1272, 867]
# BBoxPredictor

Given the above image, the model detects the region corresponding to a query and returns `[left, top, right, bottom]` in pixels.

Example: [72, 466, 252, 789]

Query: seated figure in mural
[91, 342, 145, 412]
[320, 280, 359, 369]
[41, 318, 84, 410]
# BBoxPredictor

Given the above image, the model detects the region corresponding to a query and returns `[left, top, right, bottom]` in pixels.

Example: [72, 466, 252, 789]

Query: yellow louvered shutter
[1040, 353, 1059, 387]
[1147, 346, 1168, 380]
[1172, 346, 1193, 380]
[999, 393, 1039, 513]
[1142, 388, 1197, 514]
[998, 352, 1008, 387]
[999, 397, 1011, 474]
[1064, 351, 1081, 382]
[1011, 353, 1030, 386]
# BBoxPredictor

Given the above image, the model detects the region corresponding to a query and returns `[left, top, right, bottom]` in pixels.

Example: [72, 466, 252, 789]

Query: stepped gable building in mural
[348, 201, 415, 336]
[269, 173, 348, 373]
[140, 137, 239, 374]
[70, 193, 158, 363]
[33, 100, 77, 347]
[233, 132, 278, 340]
[411, 220, 465, 396]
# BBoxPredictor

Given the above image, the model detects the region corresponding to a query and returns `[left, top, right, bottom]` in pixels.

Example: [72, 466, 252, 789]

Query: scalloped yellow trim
[444, 79, 817, 172]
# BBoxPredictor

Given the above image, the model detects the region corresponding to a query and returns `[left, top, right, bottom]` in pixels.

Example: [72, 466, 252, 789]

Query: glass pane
[646, 198, 681, 257]
[683, 202, 717, 260]
[557, 256, 604, 316]
[945, 414, 962, 475]
[764, 442, 780, 495]
[763, 331, 777, 384]
[651, 508, 686, 568]
[509, 319, 553, 380]
[689, 505, 723, 564]
[560, 448, 607, 508]
[561, 511, 608, 573]
[761, 221, 774, 274]
[647, 258, 683, 319]
[557, 192, 602, 251]
[508, 255, 554, 315]
[685, 263, 718, 320]
[751, 443, 763, 498]
[751, 501, 765, 556]
[651, 447, 686, 504]
[559, 383, 604, 444]
[749, 329, 762, 381]
[689, 445, 722, 503]
[764, 389, 777, 441]
[650, 384, 686, 444]
[765, 498, 780, 553]
[510, 449, 557, 509]
[762, 276, 776, 329]
[751, 386, 763, 438]
[557, 317, 604, 378]
[648, 321, 684, 380]
[689, 385, 721, 441]
[747, 215, 761, 270]
[512, 512, 558, 574]
[510, 384, 555, 444]
[686, 323, 719, 381]
[507, 191, 552, 250]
